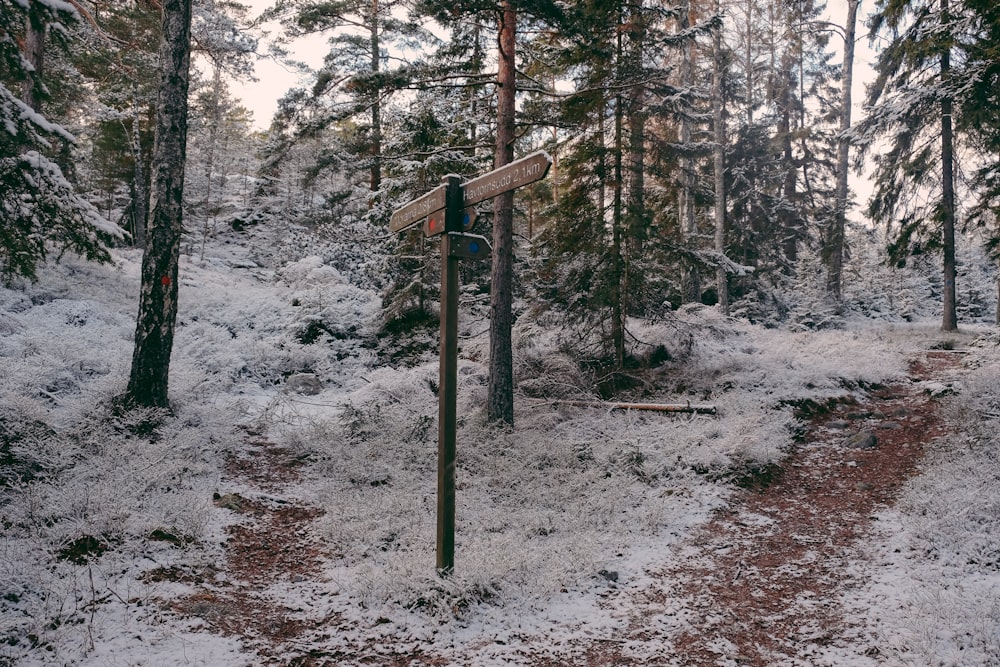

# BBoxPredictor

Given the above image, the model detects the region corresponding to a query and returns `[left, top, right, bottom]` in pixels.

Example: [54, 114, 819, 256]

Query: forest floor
[6, 243, 994, 666]
[184, 348, 965, 666]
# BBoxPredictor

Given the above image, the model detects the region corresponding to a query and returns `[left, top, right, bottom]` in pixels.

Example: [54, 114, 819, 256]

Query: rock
[598, 569, 619, 582]
[285, 373, 322, 395]
[920, 381, 954, 398]
[877, 421, 902, 430]
[844, 430, 878, 450]
[0, 312, 25, 335]
[827, 420, 851, 430]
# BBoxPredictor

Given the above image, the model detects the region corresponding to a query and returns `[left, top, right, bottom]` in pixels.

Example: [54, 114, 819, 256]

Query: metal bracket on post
[436, 175, 462, 576]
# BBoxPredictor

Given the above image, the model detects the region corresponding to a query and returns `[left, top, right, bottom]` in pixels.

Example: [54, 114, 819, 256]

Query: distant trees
[856, 0, 954, 330]
[0, 0, 124, 282]
[855, 0, 988, 331]
[9, 0, 1000, 410]
[954, 0, 1000, 322]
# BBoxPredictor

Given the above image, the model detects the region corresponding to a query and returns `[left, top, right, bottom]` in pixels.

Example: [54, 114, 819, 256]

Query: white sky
[228, 0, 330, 130]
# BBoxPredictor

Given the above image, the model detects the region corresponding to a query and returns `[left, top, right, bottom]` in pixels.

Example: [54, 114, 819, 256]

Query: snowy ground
[0, 227, 998, 666]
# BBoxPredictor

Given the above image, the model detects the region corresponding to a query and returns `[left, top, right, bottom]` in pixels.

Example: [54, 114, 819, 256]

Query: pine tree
[0, 0, 124, 282]
[855, 0, 969, 331]
[534, 0, 713, 364]
[955, 0, 1000, 322]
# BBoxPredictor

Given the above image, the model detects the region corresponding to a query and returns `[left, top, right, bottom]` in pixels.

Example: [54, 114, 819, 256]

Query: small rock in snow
[285, 373, 323, 395]
[921, 381, 954, 398]
[844, 431, 878, 450]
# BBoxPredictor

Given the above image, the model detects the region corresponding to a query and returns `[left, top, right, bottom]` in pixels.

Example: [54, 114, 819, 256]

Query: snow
[0, 222, 998, 665]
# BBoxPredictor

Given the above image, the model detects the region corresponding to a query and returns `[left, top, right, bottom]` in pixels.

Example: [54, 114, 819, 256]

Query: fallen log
[552, 400, 717, 415]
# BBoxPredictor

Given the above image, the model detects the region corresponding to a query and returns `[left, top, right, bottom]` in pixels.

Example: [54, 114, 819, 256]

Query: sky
[228, 4, 329, 130]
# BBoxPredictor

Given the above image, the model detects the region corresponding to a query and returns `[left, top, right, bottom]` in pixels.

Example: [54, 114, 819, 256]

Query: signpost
[389, 184, 446, 233]
[389, 151, 552, 575]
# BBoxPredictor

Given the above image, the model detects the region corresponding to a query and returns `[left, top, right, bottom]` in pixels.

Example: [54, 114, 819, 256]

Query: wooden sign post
[389, 151, 552, 575]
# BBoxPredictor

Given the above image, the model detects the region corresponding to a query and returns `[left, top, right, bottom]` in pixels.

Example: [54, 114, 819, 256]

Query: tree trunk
[713, 0, 729, 315]
[625, 3, 646, 311]
[487, 0, 516, 425]
[777, 55, 798, 265]
[123, 0, 193, 409]
[678, 0, 700, 303]
[200, 67, 222, 261]
[369, 0, 382, 199]
[610, 13, 626, 370]
[940, 0, 958, 332]
[827, 0, 859, 311]
[21, 9, 45, 112]
[131, 85, 148, 249]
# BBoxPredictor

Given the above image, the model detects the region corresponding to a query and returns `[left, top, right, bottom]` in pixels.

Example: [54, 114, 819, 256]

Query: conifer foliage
[0, 0, 124, 282]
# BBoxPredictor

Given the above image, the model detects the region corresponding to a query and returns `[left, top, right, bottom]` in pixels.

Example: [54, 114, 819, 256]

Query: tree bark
[678, 0, 700, 303]
[625, 2, 645, 314]
[713, 0, 729, 315]
[827, 0, 859, 311]
[610, 11, 626, 370]
[487, 0, 516, 425]
[130, 84, 148, 249]
[123, 0, 193, 408]
[21, 9, 46, 112]
[940, 0, 958, 332]
[369, 0, 382, 198]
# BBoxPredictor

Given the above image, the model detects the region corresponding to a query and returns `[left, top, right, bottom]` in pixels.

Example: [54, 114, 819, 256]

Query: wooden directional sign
[447, 232, 491, 260]
[461, 151, 552, 207]
[389, 184, 446, 233]
[386, 157, 552, 576]
[460, 207, 478, 231]
[426, 207, 475, 237]
[424, 210, 446, 236]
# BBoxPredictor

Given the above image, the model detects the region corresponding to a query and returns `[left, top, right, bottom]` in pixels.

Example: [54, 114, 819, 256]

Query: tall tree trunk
[626, 3, 646, 312]
[487, 0, 516, 425]
[743, 0, 755, 126]
[612, 91, 625, 369]
[21, 9, 45, 112]
[713, 0, 729, 315]
[610, 14, 626, 370]
[679, 1, 701, 303]
[130, 85, 148, 249]
[123, 0, 193, 409]
[827, 0, 859, 311]
[369, 0, 382, 199]
[777, 55, 798, 265]
[200, 67, 222, 261]
[940, 0, 958, 332]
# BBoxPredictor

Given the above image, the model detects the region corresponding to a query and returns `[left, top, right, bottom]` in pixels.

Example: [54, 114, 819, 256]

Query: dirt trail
[169, 349, 965, 666]
[161, 433, 334, 657]
[577, 348, 965, 666]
